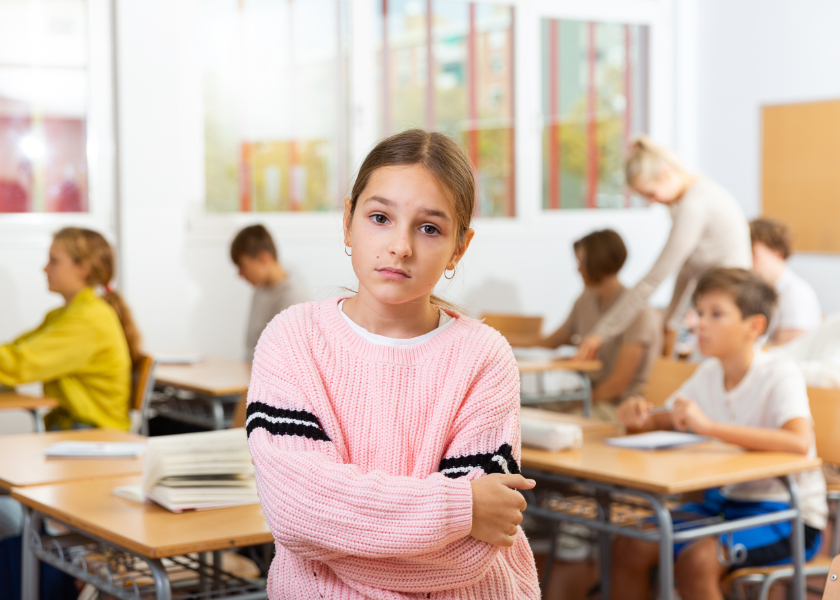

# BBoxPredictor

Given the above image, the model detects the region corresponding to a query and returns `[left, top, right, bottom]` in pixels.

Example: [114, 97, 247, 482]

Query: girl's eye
[421, 225, 439, 235]
[371, 214, 388, 224]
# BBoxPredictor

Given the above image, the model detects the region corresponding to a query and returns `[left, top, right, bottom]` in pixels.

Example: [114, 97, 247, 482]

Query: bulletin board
[761, 99, 840, 253]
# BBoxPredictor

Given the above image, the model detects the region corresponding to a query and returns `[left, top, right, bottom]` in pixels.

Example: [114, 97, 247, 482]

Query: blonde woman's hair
[625, 136, 691, 187]
[53, 228, 143, 362]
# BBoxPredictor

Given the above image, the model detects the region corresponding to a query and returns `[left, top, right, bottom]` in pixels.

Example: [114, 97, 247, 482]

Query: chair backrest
[808, 386, 840, 465]
[131, 354, 156, 413]
[823, 554, 840, 599]
[232, 392, 248, 429]
[643, 358, 699, 406]
[481, 314, 543, 337]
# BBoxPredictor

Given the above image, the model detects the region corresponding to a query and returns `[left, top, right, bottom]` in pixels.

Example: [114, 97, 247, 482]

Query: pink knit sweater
[246, 297, 540, 600]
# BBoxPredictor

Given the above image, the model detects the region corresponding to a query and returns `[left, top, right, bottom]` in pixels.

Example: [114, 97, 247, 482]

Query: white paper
[112, 485, 146, 504]
[45, 441, 147, 459]
[605, 431, 709, 451]
[153, 353, 205, 365]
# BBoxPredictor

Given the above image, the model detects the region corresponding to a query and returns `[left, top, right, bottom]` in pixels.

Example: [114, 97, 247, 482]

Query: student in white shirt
[750, 218, 821, 345]
[613, 268, 826, 600]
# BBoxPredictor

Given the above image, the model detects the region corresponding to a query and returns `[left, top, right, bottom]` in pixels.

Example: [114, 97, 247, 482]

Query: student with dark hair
[750, 218, 821, 344]
[513, 229, 662, 415]
[614, 267, 826, 600]
[230, 224, 308, 361]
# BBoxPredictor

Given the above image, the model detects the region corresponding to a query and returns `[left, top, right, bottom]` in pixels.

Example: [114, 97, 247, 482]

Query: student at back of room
[245, 129, 541, 599]
[750, 217, 822, 345]
[0, 227, 139, 430]
[230, 224, 308, 362]
[510, 229, 662, 421]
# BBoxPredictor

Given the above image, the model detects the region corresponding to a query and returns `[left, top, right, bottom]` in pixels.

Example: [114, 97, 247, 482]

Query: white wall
[695, 0, 840, 314]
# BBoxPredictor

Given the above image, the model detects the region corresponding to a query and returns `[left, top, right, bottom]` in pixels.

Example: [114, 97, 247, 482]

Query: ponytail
[102, 289, 143, 362]
[625, 136, 691, 187]
[53, 227, 144, 362]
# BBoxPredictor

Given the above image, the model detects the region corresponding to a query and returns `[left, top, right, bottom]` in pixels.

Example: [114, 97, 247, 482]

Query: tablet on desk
[605, 431, 709, 451]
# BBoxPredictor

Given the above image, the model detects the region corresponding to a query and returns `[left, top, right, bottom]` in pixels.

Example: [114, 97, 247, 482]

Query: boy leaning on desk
[612, 267, 827, 600]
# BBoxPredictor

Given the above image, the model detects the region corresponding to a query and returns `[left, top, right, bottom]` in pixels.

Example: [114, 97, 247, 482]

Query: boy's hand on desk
[575, 334, 603, 361]
[470, 474, 535, 547]
[671, 396, 713, 435]
[616, 396, 653, 431]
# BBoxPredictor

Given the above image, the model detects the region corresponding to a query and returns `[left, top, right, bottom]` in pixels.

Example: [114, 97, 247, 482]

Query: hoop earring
[444, 267, 456, 280]
[344, 246, 352, 257]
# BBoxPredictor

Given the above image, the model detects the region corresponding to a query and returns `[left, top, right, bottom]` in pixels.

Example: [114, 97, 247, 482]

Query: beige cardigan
[593, 178, 752, 339]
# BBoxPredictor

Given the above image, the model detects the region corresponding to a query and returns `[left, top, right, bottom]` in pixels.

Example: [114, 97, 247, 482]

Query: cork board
[761, 99, 840, 253]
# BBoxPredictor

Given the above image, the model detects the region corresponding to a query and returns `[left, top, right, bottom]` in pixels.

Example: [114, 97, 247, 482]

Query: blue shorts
[672, 489, 822, 568]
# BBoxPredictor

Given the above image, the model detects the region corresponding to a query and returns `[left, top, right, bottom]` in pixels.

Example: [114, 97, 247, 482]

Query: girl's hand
[469, 474, 535, 547]
[672, 396, 713, 435]
[575, 334, 603, 361]
[616, 396, 653, 431]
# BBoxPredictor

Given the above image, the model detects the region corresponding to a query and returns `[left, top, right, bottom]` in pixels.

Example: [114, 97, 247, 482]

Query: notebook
[113, 428, 259, 513]
[604, 431, 709, 451]
[45, 441, 146, 459]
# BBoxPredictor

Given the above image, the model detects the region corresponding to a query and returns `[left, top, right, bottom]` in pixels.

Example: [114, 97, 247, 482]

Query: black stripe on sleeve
[438, 443, 521, 479]
[245, 401, 331, 442]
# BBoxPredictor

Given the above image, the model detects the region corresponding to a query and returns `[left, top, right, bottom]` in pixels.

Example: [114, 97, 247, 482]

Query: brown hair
[750, 218, 792, 260]
[230, 224, 278, 264]
[625, 136, 691, 187]
[692, 267, 778, 331]
[573, 229, 627, 284]
[53, 228, 143, 362]
[346, 129, 475, 311]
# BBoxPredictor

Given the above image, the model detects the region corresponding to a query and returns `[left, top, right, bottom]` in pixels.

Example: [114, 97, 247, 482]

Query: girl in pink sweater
[246, 129, 541, 599]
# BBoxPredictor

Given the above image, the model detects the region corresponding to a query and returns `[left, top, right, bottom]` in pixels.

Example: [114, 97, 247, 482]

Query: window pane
[0, 0, 88, 213]
[203, 0, 351, 213]
[378, 0, 515, 218]
[542, 19, 649, 210]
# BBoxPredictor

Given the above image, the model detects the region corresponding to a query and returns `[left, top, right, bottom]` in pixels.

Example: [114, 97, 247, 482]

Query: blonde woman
[577, 137, 751, 360]
[0, 228, 141, 430]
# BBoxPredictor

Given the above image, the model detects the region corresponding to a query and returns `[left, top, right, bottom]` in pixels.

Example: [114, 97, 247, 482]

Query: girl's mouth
[377, 267, 410, 280]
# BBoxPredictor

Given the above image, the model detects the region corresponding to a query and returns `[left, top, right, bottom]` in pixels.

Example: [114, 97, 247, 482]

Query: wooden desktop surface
[521, 435, 821, 495]
[12, 475, 273, 558]
[520, 407, 620, 437]
[154, 358, 251, 396]
[0, 430, 145, 490]
[517, 358, 602, 375]
[0, 392, 58, 412]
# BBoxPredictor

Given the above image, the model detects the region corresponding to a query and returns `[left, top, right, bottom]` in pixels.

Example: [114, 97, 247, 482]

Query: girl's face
[344, 164, 474, 308]
[43, 241, 89, 297]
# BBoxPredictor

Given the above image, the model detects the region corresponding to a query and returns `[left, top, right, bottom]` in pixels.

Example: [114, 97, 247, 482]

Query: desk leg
[21, 507, 41, 600]
[650, 496, 674, 600]
[148, 558, 173, 600]
[30, 409, 45, 433]
[211, 398, 225, 430]
[580, 374, 592, 417]
[596, 491, 611, 600]
[782, 475, 805, 600]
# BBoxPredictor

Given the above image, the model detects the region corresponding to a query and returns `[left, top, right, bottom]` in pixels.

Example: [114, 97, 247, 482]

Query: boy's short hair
[692, 267, 778, 329]
[230, 225, 278, 264]
[750, 218, 792, 259]
[573, 229, 627, 284]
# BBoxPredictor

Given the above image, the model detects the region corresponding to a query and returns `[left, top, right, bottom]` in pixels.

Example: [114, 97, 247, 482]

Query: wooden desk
[521, 436, 821, 495]
[154, 358, 251, 430]
[14, 475, 271, 600]
[0, 429, 146, 490]
[517, 359, 603, 417]
[522, 437, 819, 600]
[0, 392, 59, 432]
[154, 358, 251, 396]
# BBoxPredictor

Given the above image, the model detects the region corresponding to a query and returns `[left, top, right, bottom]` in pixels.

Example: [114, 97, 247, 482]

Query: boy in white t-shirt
[750, 218, 822, 345]
[612, 267, 826, 600]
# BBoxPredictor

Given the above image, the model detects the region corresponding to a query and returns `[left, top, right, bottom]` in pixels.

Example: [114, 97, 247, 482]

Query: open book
[113, 428, 259, 513]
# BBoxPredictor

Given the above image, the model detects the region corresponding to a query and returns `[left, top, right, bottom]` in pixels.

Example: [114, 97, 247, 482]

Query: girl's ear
[343, 198, 353, 247]
[447, 228, 476, 270]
